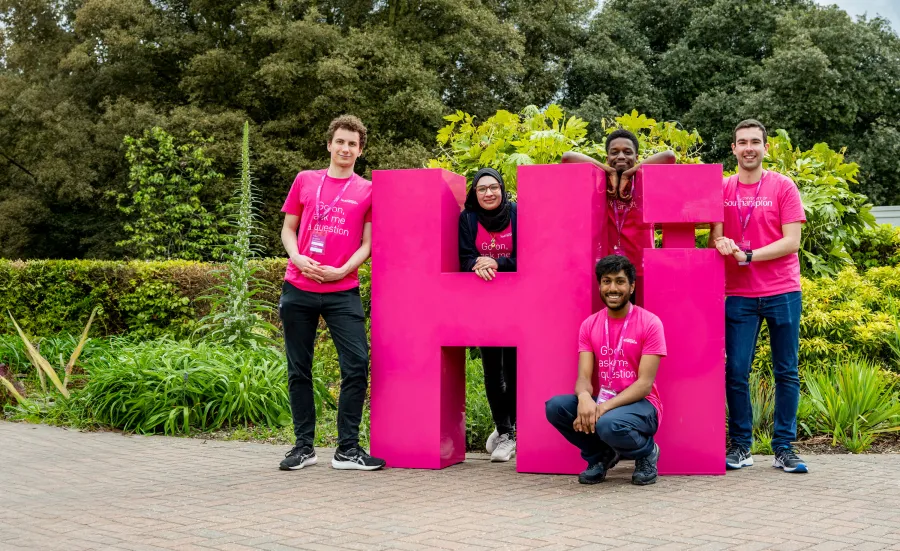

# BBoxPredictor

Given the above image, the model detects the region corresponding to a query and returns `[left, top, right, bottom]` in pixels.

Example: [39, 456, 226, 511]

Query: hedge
[0, 259, 339, 338]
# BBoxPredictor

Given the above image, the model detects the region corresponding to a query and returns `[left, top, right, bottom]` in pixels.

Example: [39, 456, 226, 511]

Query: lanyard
[604, 304, 634, 356]
[315, 172, 353, 222]
[735, 171, 765, 241]
[611, 199, 631, 247]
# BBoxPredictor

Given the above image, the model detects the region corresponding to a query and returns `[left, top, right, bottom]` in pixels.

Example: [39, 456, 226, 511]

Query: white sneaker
[491, 434, 516, 462]
[485, 429, 500, 454]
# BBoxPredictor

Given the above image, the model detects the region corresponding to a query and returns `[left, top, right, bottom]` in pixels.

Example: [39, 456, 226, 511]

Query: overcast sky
[815, 0, 899, 31]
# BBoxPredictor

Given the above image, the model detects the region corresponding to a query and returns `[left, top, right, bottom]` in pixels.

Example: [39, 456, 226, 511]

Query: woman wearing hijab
[458, 168, 518, 462]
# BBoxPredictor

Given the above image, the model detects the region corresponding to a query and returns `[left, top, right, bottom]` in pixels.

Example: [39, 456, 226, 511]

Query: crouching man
[545, 255, 666, 485]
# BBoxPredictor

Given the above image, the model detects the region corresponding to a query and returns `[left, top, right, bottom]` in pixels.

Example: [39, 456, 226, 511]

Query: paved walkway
[1, 422, 900, 551]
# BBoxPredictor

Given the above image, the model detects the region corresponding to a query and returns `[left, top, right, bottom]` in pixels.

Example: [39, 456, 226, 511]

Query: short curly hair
[326, 115, 367, 150]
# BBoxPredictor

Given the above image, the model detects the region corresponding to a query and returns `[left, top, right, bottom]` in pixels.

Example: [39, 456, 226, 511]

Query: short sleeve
[778, 176, 806, 225]
[641, 314, 667, 357]
[364, 205, 372, 224]
[281, 173, 305, 216]
[578, 317, 594, 353]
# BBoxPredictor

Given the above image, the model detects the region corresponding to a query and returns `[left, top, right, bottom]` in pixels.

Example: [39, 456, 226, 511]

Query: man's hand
[292, 255, 324, 282]
[574, 393, 599, 434]
[603, 166, 619, 198]
[473, 256, 499, 281]
[315, 265, 348, 283]
[619, 165, 639, 200]
[714, 236, 741, 257]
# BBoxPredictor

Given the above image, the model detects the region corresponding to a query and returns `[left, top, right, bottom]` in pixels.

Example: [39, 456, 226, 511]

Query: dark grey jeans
[280, 281, 369, 449]
[545, 395, 659, 464]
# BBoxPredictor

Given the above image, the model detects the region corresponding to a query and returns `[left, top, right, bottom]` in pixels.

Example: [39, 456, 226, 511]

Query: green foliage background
[2, 0, 900, 260]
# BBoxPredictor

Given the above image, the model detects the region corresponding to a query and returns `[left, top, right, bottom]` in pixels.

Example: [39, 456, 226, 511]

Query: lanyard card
[310, 230, 327, 255]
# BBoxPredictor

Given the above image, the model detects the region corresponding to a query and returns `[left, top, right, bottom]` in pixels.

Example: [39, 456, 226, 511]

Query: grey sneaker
[331, 447, 386, 471]
[279, 445, 317, 471]
[632, 443, 659, 485]
[490, 433, 516, 462]
[485, 429, 500, 454]
[773, 448, 808, 473]
[726, 444, 753, 470]
[578, 462, 608, 484]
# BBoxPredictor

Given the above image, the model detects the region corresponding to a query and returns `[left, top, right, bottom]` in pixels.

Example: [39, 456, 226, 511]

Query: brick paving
[1, 422, 899, 551]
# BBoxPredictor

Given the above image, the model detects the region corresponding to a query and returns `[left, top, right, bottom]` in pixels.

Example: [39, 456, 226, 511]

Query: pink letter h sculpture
[370, 165, 606, 472]
[371, 163, 726, 475]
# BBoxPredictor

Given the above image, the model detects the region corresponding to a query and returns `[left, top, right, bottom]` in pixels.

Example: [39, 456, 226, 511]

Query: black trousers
[279, 281, 369, 449]
[480, 347, 517, 436]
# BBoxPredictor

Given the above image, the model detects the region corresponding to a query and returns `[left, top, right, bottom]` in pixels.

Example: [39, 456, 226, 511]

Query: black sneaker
[279, 445, 317, 471]
[632, 443, 660, 485]
[773, 448, 808, 473]
[332, 446, 386, 471]
[603, 449, 621, 472]
[726, 444, 753, 470]
[578, 462, 608, 484]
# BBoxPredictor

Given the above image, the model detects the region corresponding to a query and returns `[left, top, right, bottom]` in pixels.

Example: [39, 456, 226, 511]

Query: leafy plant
[763, 130, 876, 277]
[803, 357, 900, 452]
[465, 353, 494, 451]
[428, 106, 703, 192]
[196, 122, 278, 348]
[850, 224, 900, 270]
[81, 339, 292, 435]
[116, 127, 225, 261]
[0, 362, 27, 405]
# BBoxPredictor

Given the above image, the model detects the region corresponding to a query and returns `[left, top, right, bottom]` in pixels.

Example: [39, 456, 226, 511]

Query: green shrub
[80, 339, 293, 435]
[116, 127, 225, 261]
[748, 267, 900, 374]
[803, 357, 900, 453]
[465, 354, 493, 451]
[763, 131, 875, 277]
[850, 224, 900, 270]
[428, 106, 702, 193]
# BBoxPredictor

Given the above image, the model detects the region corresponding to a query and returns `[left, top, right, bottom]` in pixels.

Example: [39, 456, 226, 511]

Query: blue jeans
[725, 291, 802, 452]
[545, 395, 658, 464]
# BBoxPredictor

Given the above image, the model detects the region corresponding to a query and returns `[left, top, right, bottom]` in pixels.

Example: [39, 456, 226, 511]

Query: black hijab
[464, 167, 512, 232]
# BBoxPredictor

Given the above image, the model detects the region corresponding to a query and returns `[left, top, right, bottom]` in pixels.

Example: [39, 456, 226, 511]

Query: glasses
[475, 184, 501, 195]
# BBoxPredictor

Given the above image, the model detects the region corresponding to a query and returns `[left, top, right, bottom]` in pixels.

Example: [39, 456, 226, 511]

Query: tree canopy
[1, 0, 897, 259]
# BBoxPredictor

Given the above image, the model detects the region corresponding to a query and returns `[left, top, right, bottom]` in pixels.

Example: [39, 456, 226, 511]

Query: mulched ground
[795, 433, 900, 454]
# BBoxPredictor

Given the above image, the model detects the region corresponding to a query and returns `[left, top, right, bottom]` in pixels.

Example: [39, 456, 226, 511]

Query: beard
[602, 293, 631, 311]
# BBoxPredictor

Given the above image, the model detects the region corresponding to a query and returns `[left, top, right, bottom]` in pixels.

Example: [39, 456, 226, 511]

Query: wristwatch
[745, 250, 753, 263]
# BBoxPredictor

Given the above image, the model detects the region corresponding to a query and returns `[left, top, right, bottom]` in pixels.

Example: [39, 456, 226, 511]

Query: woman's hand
[473, 256, 499, 281]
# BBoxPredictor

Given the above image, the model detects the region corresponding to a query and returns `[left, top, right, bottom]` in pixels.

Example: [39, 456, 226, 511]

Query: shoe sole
[631, 476, 657, 486]
[331, 458, 384, 471]
[726, 457, 754, 470]
[280, 455, 318, 471]
[773, 459, 808, 473]
[490, 451, 515, 462]
[578, 475, 606, 485]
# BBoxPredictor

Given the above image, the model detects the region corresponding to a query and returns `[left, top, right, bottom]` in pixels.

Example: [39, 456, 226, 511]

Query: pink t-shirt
[578, 305, 667, 423]
[281, 169, 372, 293]
[722, 171, 806, 298]
[475, 223, 513, 259]
[604, 197, 654, 276]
